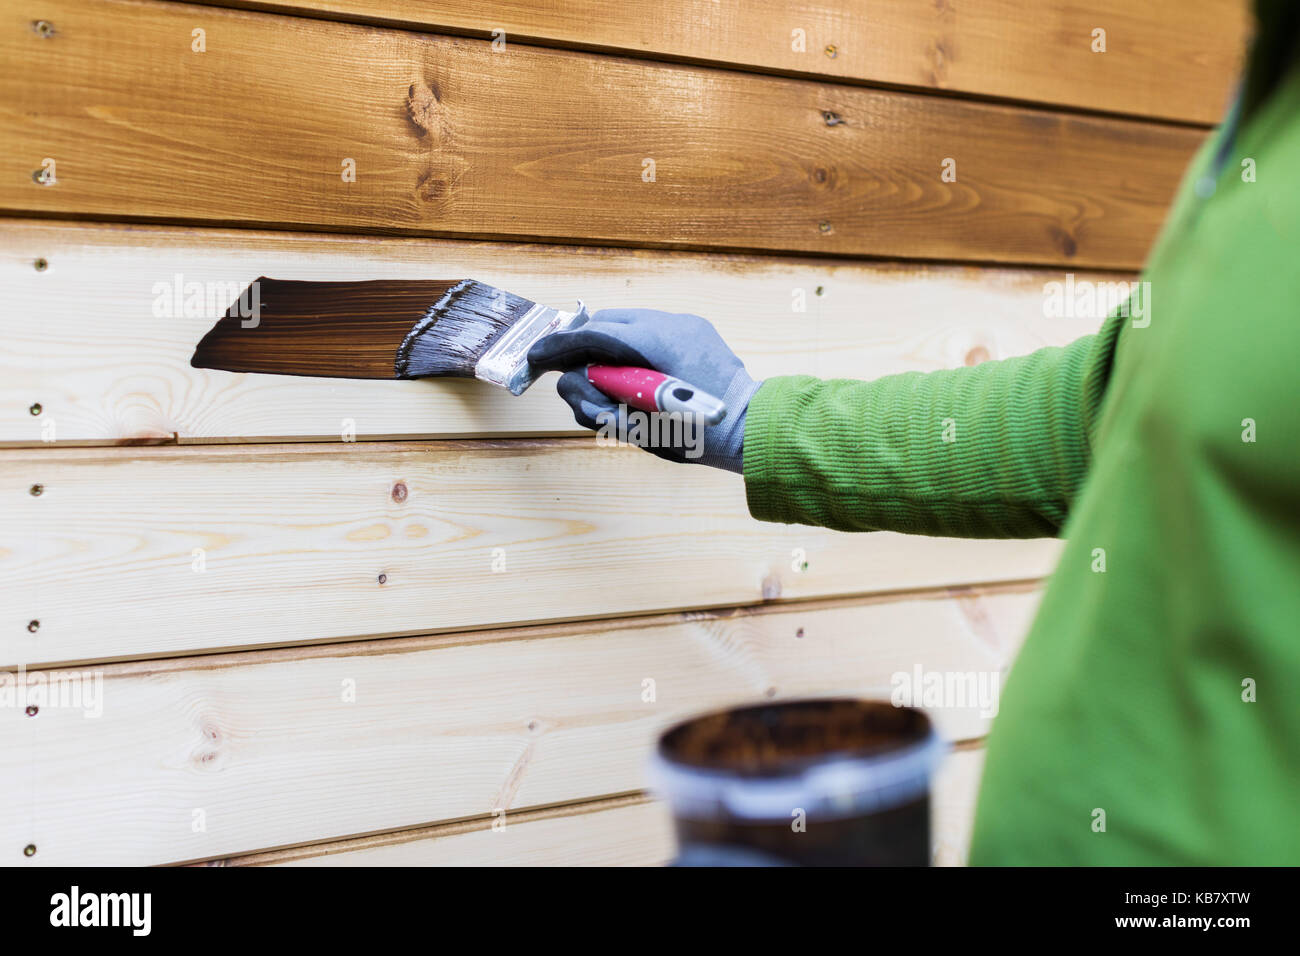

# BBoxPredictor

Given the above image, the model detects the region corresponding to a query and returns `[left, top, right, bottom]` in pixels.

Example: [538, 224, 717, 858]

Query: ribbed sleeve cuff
[743, 375, 817, 523]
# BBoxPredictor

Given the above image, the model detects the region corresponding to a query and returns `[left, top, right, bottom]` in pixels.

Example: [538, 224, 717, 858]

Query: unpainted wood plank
[0, 221, 1112, 446]
[0, 0, 1205, 268]
[242, 797, 674, 867]
[248, 749, 987, 868]
[245, 747, 990, 866]
[931, 746, 988, 866]
[1, 436, 1061, 666]
[195, 0, 1250, 124]
[1, 590, 1029, 865]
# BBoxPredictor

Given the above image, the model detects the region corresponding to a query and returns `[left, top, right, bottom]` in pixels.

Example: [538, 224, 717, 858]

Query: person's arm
[529, 307, 1126, 540]
[745, 312, 1125, 538]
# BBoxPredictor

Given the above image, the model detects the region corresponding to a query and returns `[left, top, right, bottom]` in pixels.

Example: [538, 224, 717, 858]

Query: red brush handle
[585, 365, 727, 425]
[587, 366, 666, 410]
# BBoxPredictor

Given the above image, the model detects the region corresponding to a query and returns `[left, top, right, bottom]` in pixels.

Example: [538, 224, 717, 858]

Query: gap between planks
[0, 209, 1165, 276]
[16, 577, 1044, 675]
[200, 791, 653, 866]
[0, 214, 1148, 277]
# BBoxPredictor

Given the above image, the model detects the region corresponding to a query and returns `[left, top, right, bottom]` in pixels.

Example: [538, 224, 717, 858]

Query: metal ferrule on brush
[474, 300, 589, 395]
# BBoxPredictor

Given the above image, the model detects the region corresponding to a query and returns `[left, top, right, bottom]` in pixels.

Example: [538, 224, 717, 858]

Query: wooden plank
[2, 590, 1030, 866]
[0, 0, 1204, 268]
[2, 435, 1060, 666]
[232, 797, 675, 867]
[0, 221, 1111, 446]
[196, 0, 1250, 124]
[932, 746, 987, 866]
[243, 747, 989, 866]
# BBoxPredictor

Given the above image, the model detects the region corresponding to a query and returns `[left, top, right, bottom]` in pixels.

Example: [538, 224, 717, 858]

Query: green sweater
[742, 9, 1300, 864]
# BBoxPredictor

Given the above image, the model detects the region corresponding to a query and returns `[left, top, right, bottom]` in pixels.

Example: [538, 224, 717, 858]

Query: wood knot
[416, 170, 450, 203]
[1050, 227, 1078, 258]
[406, 81, 441, 139]
[193, 722, 226, 769]
[964, 344, 992, 366]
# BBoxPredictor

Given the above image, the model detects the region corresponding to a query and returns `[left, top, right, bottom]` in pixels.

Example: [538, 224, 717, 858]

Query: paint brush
[191, 278, 727, 424]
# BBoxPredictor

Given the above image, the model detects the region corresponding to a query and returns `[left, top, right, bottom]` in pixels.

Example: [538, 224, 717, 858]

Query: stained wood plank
[0, 221, 1111, 446]
[197, 0, 1250, 124]
[2, 436, 1059, 666]
[3, 589, 1030, 866]
[0, 0, 1205, 268]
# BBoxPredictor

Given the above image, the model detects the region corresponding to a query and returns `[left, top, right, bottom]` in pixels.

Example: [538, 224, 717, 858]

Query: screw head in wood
[824, 44, 838, 58]
[32, 20, 54, 38]
[818, 221, 832, 234]
[796, 627, 805, 639]
[23, 844, 36, 857]
[25, 705, 38, 717]
[377, 573, 387, 585]
[822, 110, 844, 126]
[27, 620, 39, 633]
[29, 403, 41, 416]
[33, 258, 48, 272]
[815, 286, 824, 296]
[29, 483, 43, 496]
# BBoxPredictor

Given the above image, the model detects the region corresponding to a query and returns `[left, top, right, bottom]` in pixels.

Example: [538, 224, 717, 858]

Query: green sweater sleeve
[742, 313, 1126, 538]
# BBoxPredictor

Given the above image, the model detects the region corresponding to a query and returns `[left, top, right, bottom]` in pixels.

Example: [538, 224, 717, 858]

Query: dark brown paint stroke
[190, 278, 461, 379]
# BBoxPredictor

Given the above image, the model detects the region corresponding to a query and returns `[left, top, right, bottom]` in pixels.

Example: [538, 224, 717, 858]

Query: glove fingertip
[554, 369, 614, 430]
[555, 367, 590, 394]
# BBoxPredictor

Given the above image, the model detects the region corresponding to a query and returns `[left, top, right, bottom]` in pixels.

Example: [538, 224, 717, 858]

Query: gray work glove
[527, 308, 761, 472]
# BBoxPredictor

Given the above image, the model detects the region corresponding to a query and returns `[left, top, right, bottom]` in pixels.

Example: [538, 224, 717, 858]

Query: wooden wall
[0, 0, 1248, 865]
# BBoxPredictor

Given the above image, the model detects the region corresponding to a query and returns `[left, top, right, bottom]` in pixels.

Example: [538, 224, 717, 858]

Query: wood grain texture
[931, 746, 988, 867]
[3, 589, 1031, 865]
[190, 278, 463, 379]
[234, 746, 988, 865]
[0, 221, 1111, 446]
[1, 437, 1058, 667]
[230, 796, 674, 867]
[194, 0, 1251, 124]
[0, 0, 1205, 268]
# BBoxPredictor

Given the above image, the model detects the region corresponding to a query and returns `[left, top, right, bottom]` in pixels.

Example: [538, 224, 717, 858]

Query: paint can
[647, 698, 944, 866]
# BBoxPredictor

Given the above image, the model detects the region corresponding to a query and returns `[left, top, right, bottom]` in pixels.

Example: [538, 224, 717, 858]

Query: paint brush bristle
[397, 280, 536, 378]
